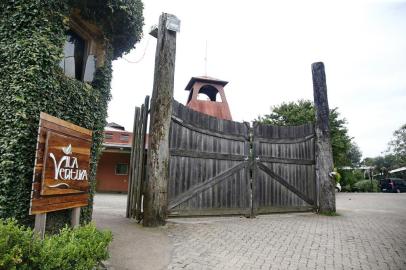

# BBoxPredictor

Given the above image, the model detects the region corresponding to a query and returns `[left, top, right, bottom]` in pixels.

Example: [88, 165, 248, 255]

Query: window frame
[60, 17, 99, 82]
[115, 163, 129, 175]
[120, 134, 130, 142]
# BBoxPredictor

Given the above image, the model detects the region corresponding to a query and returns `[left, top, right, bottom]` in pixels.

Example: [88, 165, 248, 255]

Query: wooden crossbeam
[170, 148, 247, 161]
[168, 161, 248, 210]
[256, 162, 315, 206]
[171, 115, 248, 142]
[257, 156, 315, 165]
[255, 134, 315, 144]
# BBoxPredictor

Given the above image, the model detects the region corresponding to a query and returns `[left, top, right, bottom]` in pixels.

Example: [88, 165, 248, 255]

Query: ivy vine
[0, 0, 143, 229]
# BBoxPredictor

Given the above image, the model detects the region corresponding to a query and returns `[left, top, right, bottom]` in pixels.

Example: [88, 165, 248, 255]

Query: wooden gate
[252, 122, 316, 214]
[167, 101, 251, 216]
[127, 99, 318, 219]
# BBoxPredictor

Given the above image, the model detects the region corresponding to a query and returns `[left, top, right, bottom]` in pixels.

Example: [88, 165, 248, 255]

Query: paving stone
[166, 194, 406, 269]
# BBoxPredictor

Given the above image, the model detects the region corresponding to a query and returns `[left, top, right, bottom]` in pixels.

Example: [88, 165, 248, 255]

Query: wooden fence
[126, 96, 149, 220]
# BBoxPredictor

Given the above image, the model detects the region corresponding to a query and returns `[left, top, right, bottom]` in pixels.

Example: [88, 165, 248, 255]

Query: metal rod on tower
[204, 40, 208, 76]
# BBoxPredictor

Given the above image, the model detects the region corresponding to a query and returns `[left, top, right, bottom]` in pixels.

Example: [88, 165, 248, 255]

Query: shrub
[342, 184, 352, 192]
[339, 170, 356, 188]
[339, 169, 366, 191]
[0, 219, 112, 270]
[0, 218, 41, 270]
[353, 179, 379, 192]
[353, 170, 364, 182]
[41, 224, 112, 270]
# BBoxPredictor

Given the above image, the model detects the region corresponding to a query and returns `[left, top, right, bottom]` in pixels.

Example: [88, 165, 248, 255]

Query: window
[59, 29, 96, 82]
[120, 134, 129, 142]
[105, 133, 113, 139]
[196, 85, 222, 102]
[115, 164, 128, 175]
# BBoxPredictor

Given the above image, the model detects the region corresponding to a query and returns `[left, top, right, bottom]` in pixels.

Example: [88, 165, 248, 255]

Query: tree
[348, 142, 362, 166]
[257, 100, 356, 167]
[387, 124, 406, 166]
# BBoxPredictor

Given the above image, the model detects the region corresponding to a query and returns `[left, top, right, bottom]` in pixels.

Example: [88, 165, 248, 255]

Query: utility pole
[312, 62, 336, 213]
[143, 13, 180, 227]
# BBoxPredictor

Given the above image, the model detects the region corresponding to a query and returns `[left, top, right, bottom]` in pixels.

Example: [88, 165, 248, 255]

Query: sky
[108, 0, 406, 159]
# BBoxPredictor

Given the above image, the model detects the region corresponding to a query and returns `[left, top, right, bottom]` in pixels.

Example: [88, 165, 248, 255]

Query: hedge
[0, 218, 112, 270]
[0, 0, 143, 229]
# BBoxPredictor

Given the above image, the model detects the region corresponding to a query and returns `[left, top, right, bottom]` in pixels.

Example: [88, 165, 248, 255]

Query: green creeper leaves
[0, 0, 142, 229]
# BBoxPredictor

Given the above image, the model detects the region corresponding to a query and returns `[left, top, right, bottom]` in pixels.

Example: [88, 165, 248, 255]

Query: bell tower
[185, 76, 232, 120]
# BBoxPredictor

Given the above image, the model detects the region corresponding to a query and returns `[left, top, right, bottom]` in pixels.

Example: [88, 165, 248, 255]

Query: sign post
[30, 113, 92, 237]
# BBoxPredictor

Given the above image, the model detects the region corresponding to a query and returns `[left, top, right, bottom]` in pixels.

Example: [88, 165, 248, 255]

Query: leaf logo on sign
[62, 144, 72, 155]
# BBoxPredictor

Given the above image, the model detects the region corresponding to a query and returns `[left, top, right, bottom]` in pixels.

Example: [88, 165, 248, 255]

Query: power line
[122, 35, 151, 64]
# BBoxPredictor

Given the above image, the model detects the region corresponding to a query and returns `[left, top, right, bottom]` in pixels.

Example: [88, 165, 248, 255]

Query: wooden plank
[172, 115, 247, 142]
[168, 207, 250, 217]
[132, 107, 143, 218]
[256, 134, 315, 144]
[40, 119, 92, 141]
[257, 156, 315, 165]
[168, 162, 248, 209]
[136, 96, 150, 221]
[40, 112, 92, 136]
[131, 106, 142, 218]
[31, 200, 88, 214]
[170, 148, 246, 161]
[127, 107, 140, 218]
[257, 162, 314, 206]
[126, 106, 139, 218]
[31, 193, 88, 208]
[255, 206, 314, 214]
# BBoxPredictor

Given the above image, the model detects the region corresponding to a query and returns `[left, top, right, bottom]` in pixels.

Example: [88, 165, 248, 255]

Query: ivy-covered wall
[0, 0, 143, 227]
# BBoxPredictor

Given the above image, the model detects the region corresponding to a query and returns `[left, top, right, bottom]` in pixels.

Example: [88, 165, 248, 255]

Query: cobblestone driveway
[167, 193, 406, 270]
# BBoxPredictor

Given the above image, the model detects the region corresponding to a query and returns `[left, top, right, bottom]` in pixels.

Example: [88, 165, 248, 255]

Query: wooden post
[34, 213, 46, 239]
[143, 13, 180, 227]
[312, 62, 336, 213]
[71, 207, 80, 228]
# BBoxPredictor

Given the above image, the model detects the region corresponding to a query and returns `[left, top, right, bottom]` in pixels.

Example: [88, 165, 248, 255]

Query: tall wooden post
[312, 62, 336, 213]
[143, 13, 180, 227]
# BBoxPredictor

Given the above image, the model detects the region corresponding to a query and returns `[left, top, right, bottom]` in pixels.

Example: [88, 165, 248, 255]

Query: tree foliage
[362, 124, 406, 176]
[387, 124, 406, 165]
[68, 0, 144, 59]
[257, 100, 357, 167]
[348, 142, 362, 166]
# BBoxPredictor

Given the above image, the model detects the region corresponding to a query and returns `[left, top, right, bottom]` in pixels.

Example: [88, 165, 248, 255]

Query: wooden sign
[30, 113, 92, 215]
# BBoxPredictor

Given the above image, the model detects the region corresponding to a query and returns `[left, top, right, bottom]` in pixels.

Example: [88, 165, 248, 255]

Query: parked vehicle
[379, 178, 406, 193]
[335, 182, 341, 192]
